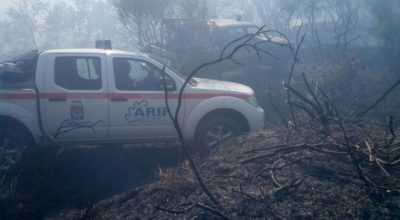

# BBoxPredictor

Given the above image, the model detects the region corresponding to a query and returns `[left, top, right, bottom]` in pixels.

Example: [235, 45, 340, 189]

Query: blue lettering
[146, 108, 155, 117]
[134, 108, 145, 117]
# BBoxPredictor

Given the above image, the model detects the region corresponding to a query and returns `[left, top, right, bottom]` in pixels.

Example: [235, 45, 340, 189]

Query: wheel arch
[0, 115, 36, 145]
[182, 96, 253, 140]
[0, 102, 41, 144]
[194, 108, 250, 138]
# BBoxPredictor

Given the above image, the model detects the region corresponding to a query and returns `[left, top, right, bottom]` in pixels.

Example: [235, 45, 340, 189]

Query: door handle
[49, 97, 67, 102]
[111, 97, 128, 102]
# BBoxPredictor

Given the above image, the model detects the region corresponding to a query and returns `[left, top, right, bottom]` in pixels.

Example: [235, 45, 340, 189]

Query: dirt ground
[47, 121, 400, 220]
[0, 144, 184, 220]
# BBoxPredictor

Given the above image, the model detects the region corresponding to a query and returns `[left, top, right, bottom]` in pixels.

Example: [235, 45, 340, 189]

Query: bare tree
[161, 26, 291, 215]
[113, 0, 173, 49]
[1, 0, 49, 58]
[254, 0, 361, 59]
[113, 0, 213, 50]
[176, 0, 209, 21]
[326, 0, 359, 53]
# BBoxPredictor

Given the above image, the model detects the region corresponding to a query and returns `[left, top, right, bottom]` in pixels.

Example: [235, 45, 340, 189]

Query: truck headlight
[246, 95, 260, 108]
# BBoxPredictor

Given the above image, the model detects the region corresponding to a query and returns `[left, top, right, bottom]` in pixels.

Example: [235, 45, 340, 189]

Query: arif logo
[125, 100, 169, 123]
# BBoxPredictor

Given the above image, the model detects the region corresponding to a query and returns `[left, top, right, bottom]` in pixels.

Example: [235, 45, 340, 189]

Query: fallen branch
[155, 202, 232, 220]
[376, 159, 390, 177]
[384, 116, 396, 146]
[243, 144, 290, 154]
[255, 156, 312, 177]
[272, 178, 304, 196]
[154, 204, 195, 215]
[241, 143, 346, 164]
[270, 160, 283, 187]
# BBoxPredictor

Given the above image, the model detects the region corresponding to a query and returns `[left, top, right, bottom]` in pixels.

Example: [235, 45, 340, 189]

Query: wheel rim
[0, 137, 24, 171]
[204, 125, 234, 148]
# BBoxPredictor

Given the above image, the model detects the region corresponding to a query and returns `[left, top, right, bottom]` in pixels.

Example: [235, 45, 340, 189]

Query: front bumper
[247, 107, 264, 131]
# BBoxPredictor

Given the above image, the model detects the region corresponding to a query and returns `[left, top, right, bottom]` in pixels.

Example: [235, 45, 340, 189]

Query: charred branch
[161, 26, 291, 211]
[357, 77, 400, 117]
[267, 86, 288, 126]
[155, 202, 232, 220]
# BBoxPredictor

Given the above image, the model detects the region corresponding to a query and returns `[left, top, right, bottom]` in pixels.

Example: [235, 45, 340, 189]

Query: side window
[55, 57, 102, 90]
[113, 58, 175, 91]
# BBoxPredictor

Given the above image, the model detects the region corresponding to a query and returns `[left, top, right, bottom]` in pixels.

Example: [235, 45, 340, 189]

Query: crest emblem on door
[71, 101, 84, 120]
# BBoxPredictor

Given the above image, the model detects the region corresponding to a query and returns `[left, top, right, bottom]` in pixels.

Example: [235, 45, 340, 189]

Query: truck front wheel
[0, 128, 28, 176]
[195, 116, 242, 149]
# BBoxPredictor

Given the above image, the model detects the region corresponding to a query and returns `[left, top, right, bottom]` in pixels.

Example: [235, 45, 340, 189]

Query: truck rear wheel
[0, 127, 29, 176]
[195, 115, 242, 150]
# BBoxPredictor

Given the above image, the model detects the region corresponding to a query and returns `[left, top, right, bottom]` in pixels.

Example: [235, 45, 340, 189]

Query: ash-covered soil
[49, 121, 400, 220]
[0, 144, 184, 220]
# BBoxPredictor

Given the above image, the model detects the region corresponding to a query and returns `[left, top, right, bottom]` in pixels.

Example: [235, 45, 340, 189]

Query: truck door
[108, 56, 179, 141]
[43, 54, 108, 142]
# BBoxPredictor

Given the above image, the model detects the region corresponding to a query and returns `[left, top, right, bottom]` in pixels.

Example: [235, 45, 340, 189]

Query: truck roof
[41, 48, 141, 57]
[208, 19, 256, 28]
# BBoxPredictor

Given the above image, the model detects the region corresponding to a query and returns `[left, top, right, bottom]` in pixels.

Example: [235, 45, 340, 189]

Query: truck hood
[191, 77, 254, 96]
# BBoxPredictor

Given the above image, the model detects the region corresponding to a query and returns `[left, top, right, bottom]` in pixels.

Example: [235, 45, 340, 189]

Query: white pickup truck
[0, 48, 264, 170]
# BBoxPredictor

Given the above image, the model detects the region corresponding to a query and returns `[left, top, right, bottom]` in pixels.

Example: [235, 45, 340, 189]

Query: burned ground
[2, 42, 400, 220]
[48, 121, 400, 219]
[0, 144, 183, 220]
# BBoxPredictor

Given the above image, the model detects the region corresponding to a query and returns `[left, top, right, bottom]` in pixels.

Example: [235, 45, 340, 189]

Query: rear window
[54, 56, 102, 90]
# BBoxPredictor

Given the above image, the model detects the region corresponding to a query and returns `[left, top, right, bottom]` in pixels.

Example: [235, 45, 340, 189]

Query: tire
[0, 127, 29, 176]
[194, 115, 243, 150]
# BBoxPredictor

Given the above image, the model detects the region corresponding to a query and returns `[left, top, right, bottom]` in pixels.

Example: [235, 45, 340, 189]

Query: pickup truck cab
[0, 48, 264, 171]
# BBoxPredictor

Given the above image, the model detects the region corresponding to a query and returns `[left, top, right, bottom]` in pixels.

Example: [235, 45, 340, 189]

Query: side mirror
[0, 67, 26, 83]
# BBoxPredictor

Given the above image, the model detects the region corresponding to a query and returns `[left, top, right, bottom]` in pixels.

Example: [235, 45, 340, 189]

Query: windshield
[166, 65, 198, 86]
[149, 55, 198, 86]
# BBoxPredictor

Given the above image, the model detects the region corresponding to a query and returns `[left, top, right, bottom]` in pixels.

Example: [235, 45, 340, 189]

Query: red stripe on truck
[0, 93, 249, 100]
[0, 93, 37, 99]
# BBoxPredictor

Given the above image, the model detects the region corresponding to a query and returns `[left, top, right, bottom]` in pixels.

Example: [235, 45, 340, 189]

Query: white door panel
[108, 57, 179, 140]
[43, 54, 108, 141]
